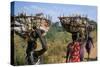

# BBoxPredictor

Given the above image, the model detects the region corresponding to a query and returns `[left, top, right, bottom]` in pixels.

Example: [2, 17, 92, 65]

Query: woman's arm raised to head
[34, 29, 47, 56]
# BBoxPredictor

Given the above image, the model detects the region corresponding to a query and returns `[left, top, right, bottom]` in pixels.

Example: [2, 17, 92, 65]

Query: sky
[11, 1, 97, 22]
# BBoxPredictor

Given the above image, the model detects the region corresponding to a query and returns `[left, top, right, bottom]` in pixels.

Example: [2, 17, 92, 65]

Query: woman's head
[72, 32, 78, 41]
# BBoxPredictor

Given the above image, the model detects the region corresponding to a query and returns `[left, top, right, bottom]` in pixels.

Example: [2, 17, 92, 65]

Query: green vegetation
[13, 21, 97, 65]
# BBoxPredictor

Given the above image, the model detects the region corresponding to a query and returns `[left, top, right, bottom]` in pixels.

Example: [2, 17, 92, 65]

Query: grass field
[13, 28, 97, 65]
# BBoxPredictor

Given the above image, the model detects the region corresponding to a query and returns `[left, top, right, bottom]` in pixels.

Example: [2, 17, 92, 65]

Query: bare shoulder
[67, 42, 73, 48]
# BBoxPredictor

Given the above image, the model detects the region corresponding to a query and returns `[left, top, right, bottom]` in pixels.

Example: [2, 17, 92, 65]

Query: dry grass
[13, 30, 97, 65]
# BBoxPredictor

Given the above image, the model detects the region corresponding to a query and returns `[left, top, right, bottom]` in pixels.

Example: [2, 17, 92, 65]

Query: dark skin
[27, 28, 48, 64]
[87, 36, 94, 48]
[66, 45, 70, 62]
[14, 28, 47, 64]
[66, 40, 78, 62]
[66, 32, 78, 62]
[86, 36, 94, 61]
